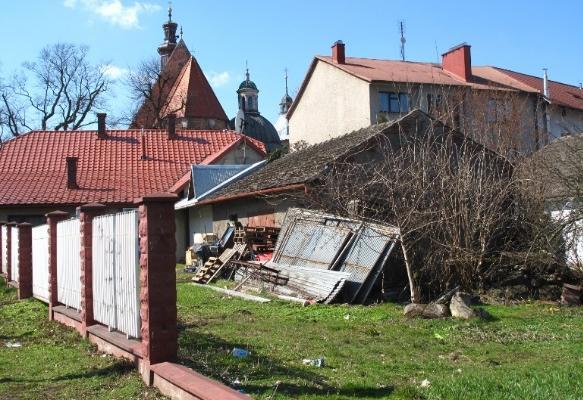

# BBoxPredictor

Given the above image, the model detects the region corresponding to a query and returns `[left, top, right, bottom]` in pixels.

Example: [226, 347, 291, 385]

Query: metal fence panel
[92, 214, 116, 328]
[57, 219, 81, 310]
[92, 210, 140, 339]
[11, 227, 19, 282]
[0, 225, 6, 274]
[339, 226, 393, 302]
[32, 225, 50, 302]
[276, 221, 351, 269]
[114, 210, 140, 339]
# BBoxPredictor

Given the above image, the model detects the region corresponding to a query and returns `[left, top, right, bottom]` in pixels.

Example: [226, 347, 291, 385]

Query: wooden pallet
[192, 257, 223, 284]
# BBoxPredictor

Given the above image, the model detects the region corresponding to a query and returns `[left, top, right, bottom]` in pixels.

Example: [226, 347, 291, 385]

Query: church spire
[158, 1, 178, 69]
[279, 68, 293, 114]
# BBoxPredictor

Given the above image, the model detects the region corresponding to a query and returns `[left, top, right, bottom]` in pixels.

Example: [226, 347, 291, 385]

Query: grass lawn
[176, 269, 583, 400]
[0, 280, 162, 400]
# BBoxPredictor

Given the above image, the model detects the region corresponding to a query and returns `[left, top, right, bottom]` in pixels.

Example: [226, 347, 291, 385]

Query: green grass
[176, 280, 583, 400]
[0, 280, 162, 400]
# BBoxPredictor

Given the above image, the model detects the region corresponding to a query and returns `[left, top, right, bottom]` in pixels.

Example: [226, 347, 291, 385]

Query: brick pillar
[78, 203, 106, 337]
[46, 211, 69, 320]
[17, 223, 33, 299]
[6, 223, 15, 282]
[0, 221, 4, 278]
[135, 193, 178, 373]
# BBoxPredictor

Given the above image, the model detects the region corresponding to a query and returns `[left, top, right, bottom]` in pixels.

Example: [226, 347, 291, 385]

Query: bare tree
[2, 43, 110, 134]
[301, 117, 564, 302]
[127, 57, 185, 128]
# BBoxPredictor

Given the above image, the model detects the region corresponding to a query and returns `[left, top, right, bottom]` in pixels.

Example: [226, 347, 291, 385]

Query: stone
[404, 303, 450, 319]
[450, 292, 477, 319]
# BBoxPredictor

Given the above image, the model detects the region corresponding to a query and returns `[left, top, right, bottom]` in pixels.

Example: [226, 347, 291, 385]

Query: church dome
[238, 79, 258, 92]
[229, 114, 281, 151]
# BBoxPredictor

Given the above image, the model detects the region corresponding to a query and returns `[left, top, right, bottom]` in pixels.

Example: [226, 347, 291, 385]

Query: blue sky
[1, 0, 582, 126]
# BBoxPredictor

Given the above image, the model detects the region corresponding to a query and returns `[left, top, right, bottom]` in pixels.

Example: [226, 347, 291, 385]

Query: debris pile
[219, 208, 400, 304]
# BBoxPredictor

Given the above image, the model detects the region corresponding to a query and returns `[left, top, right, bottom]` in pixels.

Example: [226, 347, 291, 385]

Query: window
[380, 92, 409, 113]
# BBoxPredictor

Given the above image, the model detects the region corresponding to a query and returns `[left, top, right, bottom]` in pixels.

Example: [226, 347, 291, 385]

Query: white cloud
[64, 0, 161, 30]
[208, 71, 231, 88]
[101, 64, 128, 79]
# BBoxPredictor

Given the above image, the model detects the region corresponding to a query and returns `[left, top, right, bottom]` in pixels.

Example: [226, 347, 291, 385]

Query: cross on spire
[168, 1, 173, 22]
[284, 68, 289, 96]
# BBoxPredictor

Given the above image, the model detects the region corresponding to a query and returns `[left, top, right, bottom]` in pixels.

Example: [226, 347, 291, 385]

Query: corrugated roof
[0, 129, 266, 207]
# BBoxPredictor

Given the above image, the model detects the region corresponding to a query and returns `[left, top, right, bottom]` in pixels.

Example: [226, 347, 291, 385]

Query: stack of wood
[192, 243, 247, 284]
[239, 226, 280, 253]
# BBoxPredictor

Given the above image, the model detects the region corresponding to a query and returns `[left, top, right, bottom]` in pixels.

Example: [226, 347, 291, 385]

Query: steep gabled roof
[0, 129, 266, 207]
[163, 57, 228, 121]
[131, 40, 228, 128]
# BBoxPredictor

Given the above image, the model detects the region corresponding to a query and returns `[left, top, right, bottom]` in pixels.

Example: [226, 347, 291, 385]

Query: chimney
[167, 114, 176, 139]
[442, 43, 472, 82]
[543, 68, 550, 98]
[331, 40, 345, 64]
[97, 113, 107, 139]
[66, 157, 79, 189]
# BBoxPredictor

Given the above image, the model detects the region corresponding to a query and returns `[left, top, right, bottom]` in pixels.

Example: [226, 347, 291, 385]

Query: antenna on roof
[399, 21, 406, 61]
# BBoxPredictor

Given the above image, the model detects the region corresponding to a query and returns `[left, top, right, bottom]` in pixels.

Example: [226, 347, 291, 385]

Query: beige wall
[214, 142, 264, 165]
[289, 60, 371, 147]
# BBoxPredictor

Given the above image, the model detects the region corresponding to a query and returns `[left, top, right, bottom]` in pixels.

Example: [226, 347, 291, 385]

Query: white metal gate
[92, 210, 140, 338]
[11, 227, 19, 282]
[57, 219, 81, 310]
[32, 224, 50, 302]
[0, 225, 6, 274]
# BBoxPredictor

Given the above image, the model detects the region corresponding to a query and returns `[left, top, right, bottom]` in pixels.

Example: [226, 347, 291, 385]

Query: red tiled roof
[0, 129, 266, 207]
[131, 40, 228, 128]
[288, 56, 583, 118]
[316, 56, 507, 89]
[163, 57, 228, 121]
[479, 67, 583, 111]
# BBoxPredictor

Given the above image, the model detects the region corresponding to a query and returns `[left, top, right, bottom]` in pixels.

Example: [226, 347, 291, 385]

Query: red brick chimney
[332, 40, 345, 64]
[167, 114, 176, 140]
[442, 43, 472, 82]
[66, 157, 79, 189]
[97, 113, 107, 139]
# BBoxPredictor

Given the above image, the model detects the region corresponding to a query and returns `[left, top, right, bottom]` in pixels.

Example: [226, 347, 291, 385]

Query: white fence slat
[92, 210, 140, 338]
[32, 224, 50, 302]
[57, 219, 81, 310]
[114, 210, 141, 339]
[1, 226, 6, 274]
[92, 214, 116, 329]
[11, 227, 19, 282]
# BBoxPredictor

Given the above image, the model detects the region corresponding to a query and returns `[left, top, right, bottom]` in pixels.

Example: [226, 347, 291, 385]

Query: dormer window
[380, 92, 409, 113]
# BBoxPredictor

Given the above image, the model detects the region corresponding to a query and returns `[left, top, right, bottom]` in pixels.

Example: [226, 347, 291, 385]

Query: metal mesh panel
[276, 221, 351, 269]
[339, 227, 392, 302]
[32, 225, 50, 302]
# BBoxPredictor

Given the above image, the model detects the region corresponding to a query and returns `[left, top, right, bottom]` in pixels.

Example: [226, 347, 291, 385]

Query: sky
[0, 0, 582, 126]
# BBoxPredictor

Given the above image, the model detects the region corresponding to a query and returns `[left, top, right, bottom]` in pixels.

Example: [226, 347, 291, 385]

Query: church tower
[275, 69, 293, 143]
[158, 3, 178, 69]
[237, 67, 259, 114]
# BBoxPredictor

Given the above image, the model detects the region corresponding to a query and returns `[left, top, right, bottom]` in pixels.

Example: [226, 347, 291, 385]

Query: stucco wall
[214, 143, 264, 165]
[549, 106, 583, 139]
[289, 61, 371, 147]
